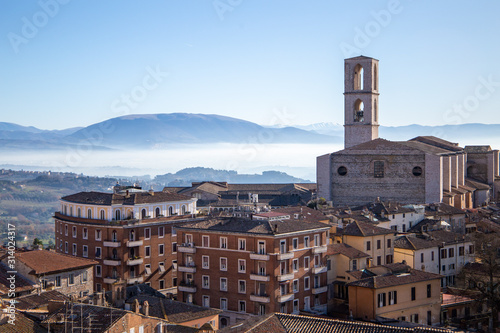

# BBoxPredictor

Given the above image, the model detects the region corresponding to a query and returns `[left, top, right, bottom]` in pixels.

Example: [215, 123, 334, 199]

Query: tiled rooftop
[343, 220, 395, 237]
[15, 250, 97, 275]
[348, 265, 442, 289]
[14, 290, 70, 310]
[61, 190, 192, 205]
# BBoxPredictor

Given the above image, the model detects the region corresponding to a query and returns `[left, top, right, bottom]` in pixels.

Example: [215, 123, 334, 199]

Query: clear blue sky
[1, 1, 499, 130]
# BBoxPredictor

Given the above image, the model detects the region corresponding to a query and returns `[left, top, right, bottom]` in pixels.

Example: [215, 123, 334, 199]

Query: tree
[459, 233, 500, 332]
[32, 238, 43, 249]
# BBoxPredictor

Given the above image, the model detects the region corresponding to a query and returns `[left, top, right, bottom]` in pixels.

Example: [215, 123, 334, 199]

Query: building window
[304, 276, 310, 290]
[77, 208, 81, 218]
[144, 228, 150, 240]
[145, 246, 151, 258]
[448, 248, 454, 258]
[83, 245, 88, 257]
[238, 259, 246, 273]
[304, 256, 310, 270]
[431, 251, 435, 261]
[469, 245, 474, 254]
[55, 276, 61, 287]
[459, 246, 464, 256]
[378, 293, 386, 307]
[386, 255, 393, 264]
[374, 161, 384, 178]
[65, 225, 68, 236]
[366, 241, 371, 251]
[95, 247, 101, 259]
[87, 209, 92, 219]
[220, 257, 227, 271]
[304, 296, 310, 311]
[387, 239, 391, 248]
[82, 228, 88, 239]
[238, 238, 246, 250]
[220, 278, 227, 291]
[427, 284, 431, 298]
[411, 314, 419, 323]
[389, 290, 397, 305]
[314, 234, 320, 247]
[65, 242, 68, 253]
[95, 229, 101, 241]
[259, 304, 266, 315]
[99, 210, 105, 220]
[72, 243, 77, 256]
[159, 244, 164, 256]
[280, 240, 287, 253]
[377, 256, 381, 266]
[293, 279, 299, 293]
[220, 237, 227, 249]
[145, 264, 151, 275]
[158, 226, 164, 238]
[202, 235, 210, 247]
[293, 259, 299, 272]
[239, 280, 246, 293]
[159, 262, 166, 272]
[293, 299, 299, 312]
[72, 226, 77, 238]
[441, 249, 447, 259]
[202, 276, 210, 289]
[337, 166, 347, 176]
[68, 273, 75, 285]
[239, 301, 246, 313]
[202, 256, 209, 269]
[304, 236, 310, 248]
[96, 265, 102, 277]
[220, 298, 227, 310]
[421, 253, 424, 263]
[159, 280, 165, 289]
[202, 296, 210, 308]
[258, 240, 266, 254]
[411, 287, 416, 301]
[376, 240, 381, 250]
[293, 238, 298, 250]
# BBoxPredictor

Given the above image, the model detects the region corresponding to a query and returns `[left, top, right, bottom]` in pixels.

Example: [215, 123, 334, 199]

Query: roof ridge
[245, 313, 278, 333]
[406, 235, 417, 250]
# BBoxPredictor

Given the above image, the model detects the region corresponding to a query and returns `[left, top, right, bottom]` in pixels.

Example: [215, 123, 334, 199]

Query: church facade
[317, 56, 500, 208]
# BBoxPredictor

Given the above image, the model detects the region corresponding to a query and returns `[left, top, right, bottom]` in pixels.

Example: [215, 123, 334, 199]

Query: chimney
[143, 301, 149, 316]
[134, 299, 140, 314]
[274, 224, 278, 233]
[125, 190, 130, 198]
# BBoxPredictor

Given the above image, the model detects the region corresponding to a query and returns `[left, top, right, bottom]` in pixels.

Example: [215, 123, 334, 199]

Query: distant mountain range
[1, 114, 499, 150]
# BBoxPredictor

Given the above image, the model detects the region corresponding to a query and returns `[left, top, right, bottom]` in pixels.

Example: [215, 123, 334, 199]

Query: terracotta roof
[328, 243, 370, 259]
[15, 250, 97, 275]
[62, 190, 192, 205]
[0, 311, 46, 333]
[273, 206, 329, 223]
[176, 217, 329, 235]
[221, 313, 453, 333]
[409, 136, 462, 152]
[343, 220, 394, 237]
[394, 235, 440, 250]
[348, 266, 442, 289]
[465, 178, 491, 190]
[424, 203, 465, 216]
[126, 295, 221, 323]
[15, 290, 70, 310]
[424, 230, 471, 245]
[0, 263, 35, 295]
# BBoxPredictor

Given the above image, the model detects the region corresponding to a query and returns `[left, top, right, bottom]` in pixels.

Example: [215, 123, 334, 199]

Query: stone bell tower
[344, 56, 379, 149]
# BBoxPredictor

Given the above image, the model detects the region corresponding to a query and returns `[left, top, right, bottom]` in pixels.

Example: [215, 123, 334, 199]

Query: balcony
[127, 276, 144, 284]
[312, 286, 328, 294]
[178, 243, 196, 254]
[178, 282, 197, 293]
[250, 273, 270, 282]
[178, 264, 196, 273]
[277, 252, 294, 260]
[103, 277, 118, 284]
[250, 294, 270, 303]
[127, 257, 143, 266]
[312, 245, 328, 254]
[103, 258, 121, 266]
[250, 253, 270, 260]
[277, 293, 294, 303]
[312, 266, 327, 274]
[277, 272, 294, 282]
[126, 240, 143, 247]
[103, 240, 121, 248]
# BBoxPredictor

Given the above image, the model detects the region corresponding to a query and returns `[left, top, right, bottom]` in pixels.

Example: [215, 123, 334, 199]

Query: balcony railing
[277, 293, 294, 303]
[178, 243, 196, 253]
[178, 281, 197, 293]
[312, 266, 327, 274]
[127, 276, 144, 284]
[250, 294, 270, 303]
[126, 240, 143, 247]
[103, 258, 121, 266]
[103, 240, 121, 247]
[250, 273, 270, 282]
[250, 253, 270, 260]
[103, 277, 118, 284]
[312, 286, 328, 294]
[127, 257, 143, 266]
[277, 252, 294, 260]
[277, 272, 294, 282]
[312, 245, 328, 254]
[178, 265, 196, 273]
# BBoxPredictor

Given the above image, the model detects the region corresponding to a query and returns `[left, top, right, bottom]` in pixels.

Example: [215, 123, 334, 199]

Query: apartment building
[175, 217, 330, 327]
[54, 187, 198, 297]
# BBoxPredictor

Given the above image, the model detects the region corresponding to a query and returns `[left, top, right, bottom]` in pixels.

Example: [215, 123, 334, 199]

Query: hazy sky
[2, 1, 499, 130]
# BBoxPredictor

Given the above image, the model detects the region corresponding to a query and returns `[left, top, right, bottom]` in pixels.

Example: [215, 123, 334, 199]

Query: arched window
[87, 209, 92, 219]
[141, 209, 147, 219]
[181, 205, 186, 215]
[64, 206, 67, 215]
[354, 99, 364, 122]
[112, 231, 117, 242]
[115, 210, 121, 221]
[168, 206, 173, 216]
[77, 208, 81, 218]
[100, 210, 105, 220]
[354, 64, 364, 90]
[70, 206, 73, 216]
[155, 207, 161, 217]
